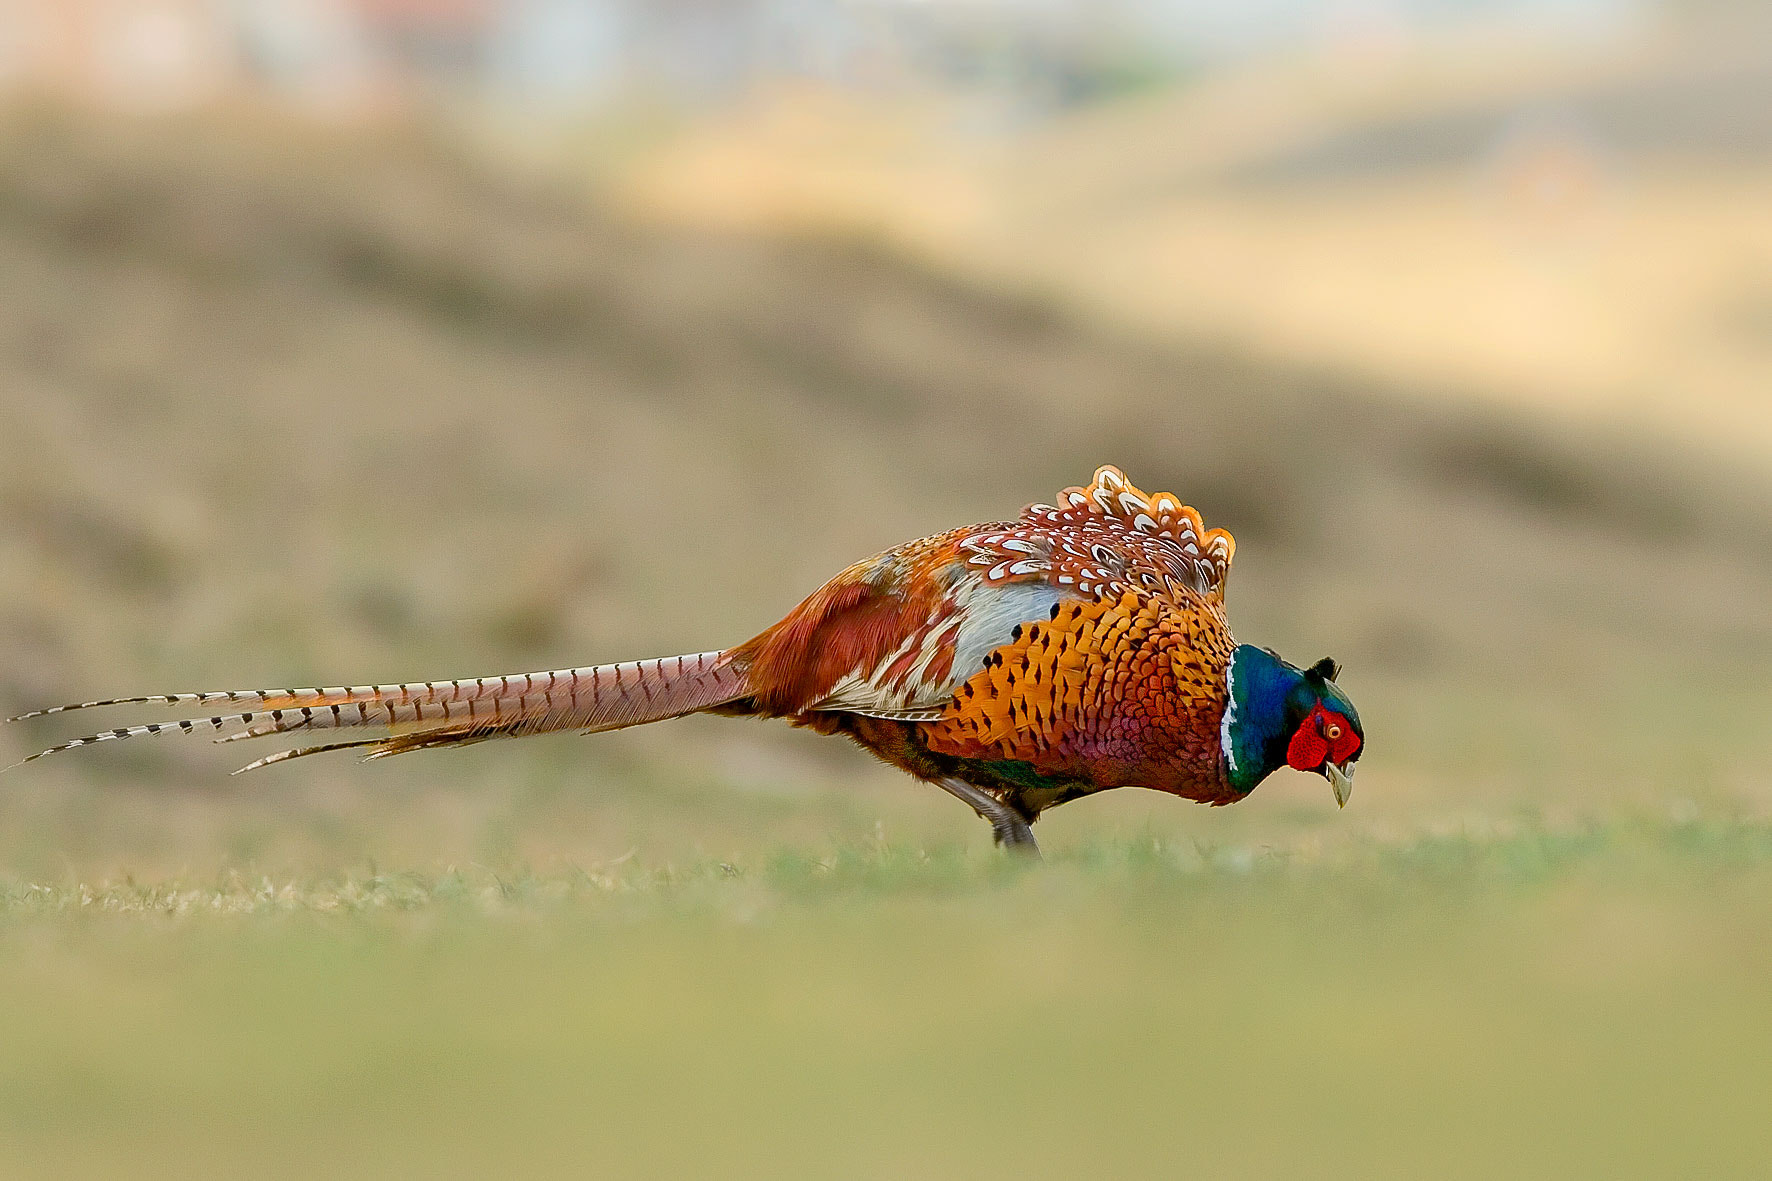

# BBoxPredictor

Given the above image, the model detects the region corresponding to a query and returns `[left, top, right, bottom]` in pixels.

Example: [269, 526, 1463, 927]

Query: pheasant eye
[1326, 724, 1342, 740]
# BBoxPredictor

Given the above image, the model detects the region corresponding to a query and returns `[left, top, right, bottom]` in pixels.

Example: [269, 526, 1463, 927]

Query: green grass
[0, 818, 1767, 1180]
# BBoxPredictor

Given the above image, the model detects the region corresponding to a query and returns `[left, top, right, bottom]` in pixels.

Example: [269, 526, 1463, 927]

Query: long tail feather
[5, 652, 750, 772]
[230, 738, 391, 774]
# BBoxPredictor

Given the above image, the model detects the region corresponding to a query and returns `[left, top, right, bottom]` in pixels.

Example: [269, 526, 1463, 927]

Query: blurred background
[0, 1, 1769, 1176]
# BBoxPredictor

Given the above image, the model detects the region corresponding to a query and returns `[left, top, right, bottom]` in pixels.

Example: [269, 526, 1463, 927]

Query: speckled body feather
[9, 466, 1362, 853]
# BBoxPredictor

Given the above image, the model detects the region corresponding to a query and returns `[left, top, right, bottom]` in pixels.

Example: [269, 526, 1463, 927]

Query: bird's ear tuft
[1307, 657, 1340, 683]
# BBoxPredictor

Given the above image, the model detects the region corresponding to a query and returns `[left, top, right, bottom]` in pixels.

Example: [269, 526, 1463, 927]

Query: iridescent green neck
[1222, 645, 1310, 795]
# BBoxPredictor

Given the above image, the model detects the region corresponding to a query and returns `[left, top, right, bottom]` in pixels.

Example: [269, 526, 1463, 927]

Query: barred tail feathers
[5, 652, 749, 772]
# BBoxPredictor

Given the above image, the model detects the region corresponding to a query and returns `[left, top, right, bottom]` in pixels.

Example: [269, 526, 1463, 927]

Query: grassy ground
[0, 819, 1768, 1179]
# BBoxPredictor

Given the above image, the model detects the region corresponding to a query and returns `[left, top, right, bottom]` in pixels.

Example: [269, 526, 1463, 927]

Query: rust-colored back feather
[730, 533, 958, 716]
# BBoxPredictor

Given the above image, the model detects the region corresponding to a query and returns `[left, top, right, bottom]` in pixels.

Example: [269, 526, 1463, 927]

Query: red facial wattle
[1286, 703, 1361, 771]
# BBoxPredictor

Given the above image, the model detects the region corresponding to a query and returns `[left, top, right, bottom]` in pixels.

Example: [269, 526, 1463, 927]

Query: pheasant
[7, 466, 1363, 856]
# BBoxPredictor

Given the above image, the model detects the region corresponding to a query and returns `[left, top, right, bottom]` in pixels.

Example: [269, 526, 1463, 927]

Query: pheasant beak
[1325, 761, 1355, 808]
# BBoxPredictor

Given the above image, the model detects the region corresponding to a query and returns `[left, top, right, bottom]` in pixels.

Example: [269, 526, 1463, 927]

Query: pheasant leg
[935, 778, 1039, 857]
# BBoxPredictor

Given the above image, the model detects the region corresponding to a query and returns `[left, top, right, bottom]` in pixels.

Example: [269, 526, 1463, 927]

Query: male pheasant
[7, 466, 1363, 855]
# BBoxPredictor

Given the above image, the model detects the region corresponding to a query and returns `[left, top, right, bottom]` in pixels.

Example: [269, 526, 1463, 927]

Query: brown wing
[729, 528, 1080, 720]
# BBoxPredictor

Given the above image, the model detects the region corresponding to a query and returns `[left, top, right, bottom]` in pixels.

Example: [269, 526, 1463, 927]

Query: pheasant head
[1222, 646, 1365, 806]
